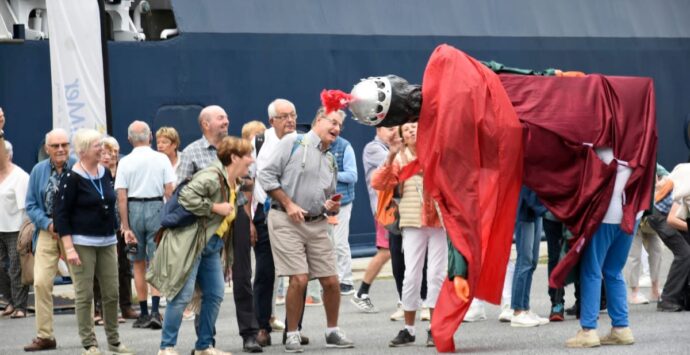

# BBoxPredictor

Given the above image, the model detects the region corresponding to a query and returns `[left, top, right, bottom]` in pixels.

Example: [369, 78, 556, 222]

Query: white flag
[47, 0, 107, 136]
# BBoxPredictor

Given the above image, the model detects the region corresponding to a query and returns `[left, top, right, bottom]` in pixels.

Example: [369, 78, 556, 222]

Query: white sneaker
[81, 347, 101, 355]
[498, 304, 514, 323]
[510, 311, 540, 327]
[419, 307, 431, 321]
[629, 293, 650, 305]
[193, 345, 231, 355]
[285, 332, 304, 353]
[351, 295, 378, 313]
[158, 348, 179, 355]
[527, 311, 549, 325]
[390, 304, 405, 321]
[108, 343, 135, 355]
[464, 302, 487, 322]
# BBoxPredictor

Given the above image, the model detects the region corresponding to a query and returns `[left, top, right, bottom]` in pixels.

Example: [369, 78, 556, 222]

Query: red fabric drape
[418, 45, 524, 353]
[399, 45, 656, 352]
[500, 74, 657, 288]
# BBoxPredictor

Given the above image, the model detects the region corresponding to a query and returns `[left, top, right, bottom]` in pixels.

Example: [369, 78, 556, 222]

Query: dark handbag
[383, 198, 401, 235]
[159, 177, 196, 228]
[156, 171, 229, 244]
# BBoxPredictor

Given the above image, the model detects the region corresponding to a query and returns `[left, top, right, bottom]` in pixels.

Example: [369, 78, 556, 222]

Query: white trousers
[331, 203, 354, 285]
[401, 227, 448, 311]
[502, 260, 515, 307]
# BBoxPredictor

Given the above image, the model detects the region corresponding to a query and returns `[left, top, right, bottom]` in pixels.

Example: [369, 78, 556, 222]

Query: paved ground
[1, 244, 686, 354]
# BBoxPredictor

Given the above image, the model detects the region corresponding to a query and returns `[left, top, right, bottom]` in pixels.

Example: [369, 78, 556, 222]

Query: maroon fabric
[500, 74, 657, 287]
[419, 45, 524, 353]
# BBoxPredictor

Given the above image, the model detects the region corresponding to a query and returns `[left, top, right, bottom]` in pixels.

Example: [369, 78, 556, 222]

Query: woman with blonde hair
[100, 136, 120, 177]
[241, 120, 267, 141]
[156, 127, 183, 182]
[91, 136, 138, 325]
[150, 136, 255, 355]
[55, 128, 134, 355]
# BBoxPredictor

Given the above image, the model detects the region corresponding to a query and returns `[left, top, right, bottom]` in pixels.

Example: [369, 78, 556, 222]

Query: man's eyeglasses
[273, 113, 297, 121]
[48, 143, 69, 149]
[320, 116, 343, 130]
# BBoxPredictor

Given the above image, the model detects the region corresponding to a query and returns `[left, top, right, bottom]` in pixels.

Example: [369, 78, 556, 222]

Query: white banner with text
[47, 0, 106, 136]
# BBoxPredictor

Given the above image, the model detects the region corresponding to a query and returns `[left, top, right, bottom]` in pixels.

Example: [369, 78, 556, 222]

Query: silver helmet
[348, 76, 392, 126]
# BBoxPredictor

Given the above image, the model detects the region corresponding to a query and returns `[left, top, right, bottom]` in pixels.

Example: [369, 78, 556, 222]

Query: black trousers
[232, 207, 260, 339]
[253, 204, 275, 331]
[648, 211, 690, 306]
[389, 231, 427, 301]
[543, 219, 565, 306]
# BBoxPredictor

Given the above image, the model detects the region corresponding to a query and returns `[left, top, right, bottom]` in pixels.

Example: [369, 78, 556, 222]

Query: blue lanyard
[80, 162, 104, 200]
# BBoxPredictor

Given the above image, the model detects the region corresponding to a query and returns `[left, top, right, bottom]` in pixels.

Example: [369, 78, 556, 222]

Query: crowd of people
[0, 99, 689, 354]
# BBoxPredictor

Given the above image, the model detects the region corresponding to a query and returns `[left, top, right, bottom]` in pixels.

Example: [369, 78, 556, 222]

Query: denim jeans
[580, 223, 634, 329]
[160, 235, 225, 350]
[128, 200, 163, 262]
[511, 217, 543, 311]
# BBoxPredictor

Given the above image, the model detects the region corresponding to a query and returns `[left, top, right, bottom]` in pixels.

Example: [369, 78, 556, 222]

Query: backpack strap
[291, 134, 304, 157]
[216, 170, 229, 202]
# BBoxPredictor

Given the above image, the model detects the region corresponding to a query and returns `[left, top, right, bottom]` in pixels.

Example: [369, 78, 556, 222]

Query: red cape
[418, 45, 523, 353]
[500, 74, 657, 287]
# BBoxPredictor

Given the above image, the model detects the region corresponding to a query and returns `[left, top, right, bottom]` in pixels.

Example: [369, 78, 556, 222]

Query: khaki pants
[32, 230, 65, 340]
[70, 244, 120, 348]
[267, 210, 336, 278]
[625, 218, 663, 288]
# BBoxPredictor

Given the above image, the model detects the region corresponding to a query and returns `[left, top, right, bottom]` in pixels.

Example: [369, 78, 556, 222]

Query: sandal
[1, 305, 15, 317]
[118, 316, 125, 324]
[10, 309, 26, 318]
[94, 315, 104, 326]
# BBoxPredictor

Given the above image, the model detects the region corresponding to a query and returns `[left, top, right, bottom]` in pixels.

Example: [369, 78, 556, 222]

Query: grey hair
[45, 128, 69, 145]
[128, 120, 151, 144]
[333, 109, 347, 121]
[4, 140, 12, 158]
[101, 136, 120, 150]
[311, 107, 346, 128]
[267, 99, 296, 118]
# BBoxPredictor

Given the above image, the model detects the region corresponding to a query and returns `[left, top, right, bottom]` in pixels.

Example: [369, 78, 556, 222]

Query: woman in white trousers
[372, 122, 447, 348]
